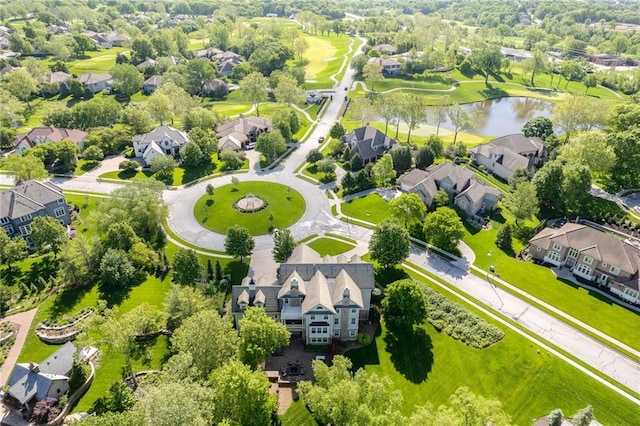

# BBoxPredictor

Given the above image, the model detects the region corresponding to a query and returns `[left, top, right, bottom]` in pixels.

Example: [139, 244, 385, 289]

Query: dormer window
[239, 302, 247, 310]
[254, 302, 263, 308]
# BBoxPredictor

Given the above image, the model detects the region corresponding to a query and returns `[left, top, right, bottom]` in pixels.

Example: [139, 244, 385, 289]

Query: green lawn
[462, 219, 640, 354]
[74, 159, 100, 176]
[341, 193, 391, 225]
[347, 316, 639, 425]
[280, 399, 317, 426]
[307, 237, 355, 256]
[64, 47, 129, 75]
[193, 181, 306, 235]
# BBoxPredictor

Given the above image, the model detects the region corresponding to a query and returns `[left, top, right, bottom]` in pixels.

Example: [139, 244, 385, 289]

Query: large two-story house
[132, 125, 190, 166]
[0, 181, 71, 248]
[13, 127, 87, 154]
[470, 133, 546, 181]
[231, 244, 375, 344]
[340, 125, 396, 165]
[367, 57, 401, 76]
[215, 115, 273, 151]
[399, 162, 501, 218]
[530, 223, 640, 304]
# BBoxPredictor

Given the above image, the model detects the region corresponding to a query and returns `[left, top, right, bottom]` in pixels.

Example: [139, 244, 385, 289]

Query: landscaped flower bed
[36, 308, 94, 343]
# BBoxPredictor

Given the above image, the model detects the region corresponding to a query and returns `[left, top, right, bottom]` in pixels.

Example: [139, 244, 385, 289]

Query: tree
[188, 127, 217, 158]
[522, 117, 554, 140]
[495, 224, 512, 252]
[225, 225, 254, 262]
[383, 279, 428, 331]
[206, 184, 215, 200]
[72, 34, 93, 56]
[447, 104, 479, 143]
[100, 248, 137, 288]
[317, 157, 336, 179]
[522, 48, 547, 86]
[220, 149, 243, 170]
[363, 60, 384, 92]
[390, 146, 412, 173]
[0, 228, 27, 270]
[172, 310, 239, 379]
[607, 129, 640, 189]
[55, 139, 79, 171]
[240, 72, 268, 116]
[172, 248, 202, 285]
[504, 181, 539, 226]
[557, 131, 615, 175]
[110, 64, 143, 98]
[375, 93, 400, 136]
[184, 58, 217, 95]
[389, 193, 426, 228]
[30, 216, 67, 256]
[0, 89, 25, 127]
[239, 307, 290, 369]
[398, 94, 425, 143]
[255, 130, 287, 162]
[423, 207, 464, 253]
[248, 40, 293, 76]
[430, 96, 451, 136]
[330, 122, 346, 139]
[128, 242, 159, 273]
[570, 405, 593, 426]
[415, 146, 434, 170]
[130, 36, 156, 64]
[182, 107, 220, 132]
[274, 74, 305, 106]
[209, 360, 277, 426]
[548, 409, 564, 426]
[583, 74, 598, 93]
[272, 108, 300, 142]
[164, 285, 212, 330]
[369, 219, 411, 270]
[139, 379, 212, 426]
[147, 93, 173, 124]
[2, 68, 37, 107]
[562, 163, 591, 212]
[298, 355, 406, 426]
[30, 397, 61, 424]
[272, 229, 296, 262]
[372, 153, 395, 187]
[532, 161, 564, 210]
[0, 154, 48, 182]
[470, 44, 502, 84]
[433, 189, 451, 208]
[150, 155, 176, 184]
[94, 181, 167, 249]
[306, 149, 323, 164]
[180, 142, 204, 168]
[82, 145, 104, 162]
[508, 167, 531, 190]
[351, 54, 368, 77]
[561, 60, 585, 89]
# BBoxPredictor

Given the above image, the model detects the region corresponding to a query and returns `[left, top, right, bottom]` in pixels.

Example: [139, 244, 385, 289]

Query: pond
[427, 96, 554, 137]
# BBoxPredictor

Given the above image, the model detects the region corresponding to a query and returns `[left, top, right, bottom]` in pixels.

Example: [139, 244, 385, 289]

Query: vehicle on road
[318, 136, 325, 143]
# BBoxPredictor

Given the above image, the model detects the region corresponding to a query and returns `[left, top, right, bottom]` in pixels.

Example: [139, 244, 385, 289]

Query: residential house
[529, 223, 640, 304]
[82, 31, 111, 49]
[340, 125, 396, 164]
[42, 71, 72, 95]
[0, 35, 9, 50]
[78, 72, 113, 93]
[0, 180, 71, 248]
[201, 78, 228, 98]
[195, 47, 223, 59]
[132, 124, 190, 166]
[104, 31, 130, 47]
[231, 244, 375, 344]
[5, 342, 76, 409]
[372, 44, 397, 55]
[500, 48, 532, 61]
[399, 162, 501, 218]
[216, 55, 244, 78]
[136, 58, 158, 71]
[306, 90, 324, 105]
[470, 133, 546, 181]
[367, 57, 401, 76]
[13, 126, 87, 154]
[142, 75, 162, 95]
[215, 115, 273, 151]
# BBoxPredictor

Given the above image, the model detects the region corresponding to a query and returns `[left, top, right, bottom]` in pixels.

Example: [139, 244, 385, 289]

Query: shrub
[31, 398, 61, 424]
[424, 287, 504, 348]
[119, 160, 139, 172]
[495, 224, 512, 252]
[357, 333, 371, 345]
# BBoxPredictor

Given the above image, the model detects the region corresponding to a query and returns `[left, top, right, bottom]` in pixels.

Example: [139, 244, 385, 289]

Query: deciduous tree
[0, 154, 48, 182]
[274, 74, 305, 106]
[164, 285, 212, 330]
[423, 207, 464, 253]
[150, 155, 176, 183]
[239, 307, 290, 369]
[504, 181, 539, 226]
[255, 130, 287, 162]
[240, 72, 268, 116]
[30, 216, 67, 256]
[1, 68, 37, 107]
[0, 228, 27, 270]
[110, 64, 143, 98]
[171, 248, 202, 285]
[383, 279, 428, 331]
[369, 219, 411, 270]
[522, 117, 554, 140]
[389, 193, 426, 228]
[225, 225, 254, 261]
[372, 153, 395, 187]
[363, 60, 384, 92]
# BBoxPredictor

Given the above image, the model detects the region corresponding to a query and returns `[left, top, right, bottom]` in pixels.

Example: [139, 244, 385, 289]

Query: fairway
[194, 181, 306, 235]
[302, 34, 337, 81]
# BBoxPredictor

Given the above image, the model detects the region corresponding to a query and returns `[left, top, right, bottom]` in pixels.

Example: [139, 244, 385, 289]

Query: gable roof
[302, 269, 337, 314]
[0, 181, 64, 220]
[489, 133, 544, 153]
[78, 72, 112, 85]
[341, 125, 396, 161]
[132, 125, 189, 147]
[530, 223, 640, 274]
[47, 71, 72, 84]
[143, 75, 162, 86]
[14, 126, 87, 150]
[470, 133, 544, 174]
[215, 116, 273, 139]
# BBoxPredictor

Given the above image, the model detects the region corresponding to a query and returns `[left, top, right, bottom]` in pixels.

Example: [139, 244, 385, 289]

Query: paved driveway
[0, 308, 37, 386]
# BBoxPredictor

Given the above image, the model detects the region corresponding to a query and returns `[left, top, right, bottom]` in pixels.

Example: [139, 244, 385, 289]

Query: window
[310, 315, 315, 320]
[3, 225, 14, 234]
[351, 309, 356, 314]
[349, 330, 356, 337]
[57, 198, 65, 204]
[19, 213, 32, 223]
[19, 224, 32, 235]
[546, 251, 560, 263]
[334, 318, 339, 325]
[323, 327, 328, 334]
[552, 242, 562, 251]
[568, 248, 579, 258]
[583, 256, 593, 265]
[351, 318, 356, 325]
[0, 217, 8, 224]
[323, 315, 328, 320]
[54, 207, 66, 218]
[610, 265, 621, 275]
[239, 303, 247, 310]
[575, 264, 592, 276]
[334, 330, 340, 337]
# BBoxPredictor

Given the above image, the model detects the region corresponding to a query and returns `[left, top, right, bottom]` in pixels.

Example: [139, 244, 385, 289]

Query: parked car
[318, 136, 325, 143]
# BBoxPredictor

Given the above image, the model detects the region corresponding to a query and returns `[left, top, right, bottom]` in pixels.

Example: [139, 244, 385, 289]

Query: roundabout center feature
[194, 181, 306, 236]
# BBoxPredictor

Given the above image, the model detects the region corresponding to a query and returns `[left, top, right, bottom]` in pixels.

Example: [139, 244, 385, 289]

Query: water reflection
[426, 97, 553, 137]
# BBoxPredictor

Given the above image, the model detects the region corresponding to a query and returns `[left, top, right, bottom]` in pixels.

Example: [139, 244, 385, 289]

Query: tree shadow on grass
[48, 283, 96, 318]
[225, 261, 249, 285]
[181, 161, 218, 185]
[374, 267, 409, 288]
[25, 256, 58, 289]
[347, 325, 382, 371]
[384, 326, 433, 384]
[480, 84, 509, 99]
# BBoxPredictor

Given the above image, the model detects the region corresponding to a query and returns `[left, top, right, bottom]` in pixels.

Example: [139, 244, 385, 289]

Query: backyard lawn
[307, 237, 355, 256]
[280, 400, 317, 426]
[347, 316, 639, 425]
[193, 181, 306, 235]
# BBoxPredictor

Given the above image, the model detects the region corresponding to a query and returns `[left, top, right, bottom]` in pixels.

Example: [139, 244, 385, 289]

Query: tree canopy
[383, 279, 428, 331]
[423, 207, 464, 253]
[239, 307, 290, 369]
[369, 219, 411, 270]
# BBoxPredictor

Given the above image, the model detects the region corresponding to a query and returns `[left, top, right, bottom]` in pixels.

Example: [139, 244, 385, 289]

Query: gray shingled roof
[132, 125, 189, 146]
[342, 126, 396, 161]
[490, 133, 544, 154]
[215, 116, 273, 139]
[0, 181, 64, 220]
[302, 270, 337, 314]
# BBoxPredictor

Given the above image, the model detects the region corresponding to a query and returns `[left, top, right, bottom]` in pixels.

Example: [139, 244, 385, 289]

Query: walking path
[0, 308, 37, 386]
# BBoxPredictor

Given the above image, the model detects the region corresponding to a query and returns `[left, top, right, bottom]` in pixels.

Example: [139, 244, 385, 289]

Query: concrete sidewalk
[0, 308, 37, 386]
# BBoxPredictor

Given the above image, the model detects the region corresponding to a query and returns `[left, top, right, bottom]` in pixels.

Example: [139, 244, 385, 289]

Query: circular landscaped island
[194, 181, 306, 235]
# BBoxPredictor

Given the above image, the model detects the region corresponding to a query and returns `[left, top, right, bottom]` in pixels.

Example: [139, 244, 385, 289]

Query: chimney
[291, 278, 298, 289]
[248, 277, 256, 292]
[29, 362, 40, 373]
[343, 287, 350, 299]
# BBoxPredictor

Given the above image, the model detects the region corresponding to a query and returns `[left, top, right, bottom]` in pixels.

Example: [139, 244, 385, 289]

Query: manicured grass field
[280, 399, 317, 426]
[341, 193, 391, 225]
[64, 47, 128, 75]
[307, 237, 355, 256]
[462, 220, 640, 354]
[194, 181, 306, 235]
